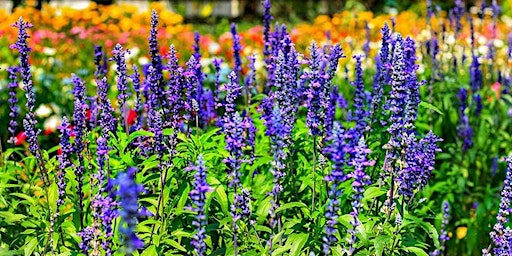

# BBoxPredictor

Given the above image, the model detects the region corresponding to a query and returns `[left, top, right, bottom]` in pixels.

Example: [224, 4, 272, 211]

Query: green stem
[312, 135, 317, 212]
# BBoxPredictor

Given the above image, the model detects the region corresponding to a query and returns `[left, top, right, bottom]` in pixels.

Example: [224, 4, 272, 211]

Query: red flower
[44, 128, 53, 136]
[57, 147, 62, 155]
[127, 109, 137, 125]
[86, 109, 91, 121]
[15, 131, 27, 146]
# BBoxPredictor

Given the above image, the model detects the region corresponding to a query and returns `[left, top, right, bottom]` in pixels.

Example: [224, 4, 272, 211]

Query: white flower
[36, 104, 52, 118]
[44, 115, 62, 133]
[42, 47, 56, 56]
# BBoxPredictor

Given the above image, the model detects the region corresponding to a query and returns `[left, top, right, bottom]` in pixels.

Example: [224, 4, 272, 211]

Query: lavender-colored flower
[485, 156, 512, 255]
[57, 117, 72, 208]
[492, 156, 499, 177]
[457, 88, 473, 151]
[111, 44, 130, 121]
[187, 155, 213, 256]
[72, 74, 88, 222]
[363, 21, 370, 57]
[347, 138, 373, 256]
[474, 93, 482, 117]
[149, 10, 163, 80]
[370, 23, 391, 125]
[88, 96, 98, 128]
[94, 45, 107, 78]
[303, 41, 329, 137]
[244, 53, 257, 106]
[267, 106, 287, 252]
[262, 0, 273, 62]
[97, 77, 116, 134]
[470, 54, 482, 93]
[452, 0, 465, 38]
[350, 55, 369, 138]
[322, 122, 350, 254]
[78, 226, 96, 252]
[231, 23, 242, 76]
[115, 167, 150, 254]
[146, 65, 165, 156]
[431, 201, 450, 256]
[130, 65, 143, 131]
[7, 66, 19, 143]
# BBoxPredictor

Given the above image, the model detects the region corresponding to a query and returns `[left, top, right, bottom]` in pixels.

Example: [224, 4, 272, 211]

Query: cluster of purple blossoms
[130, 65, 143, 131]
[186, 155, 213, 256]
[431, 201, 451, 256]
[370, 23, 391, 126]
[231, 23, 243, 76]
[7, 66, 19, 143]
[262, 0, 273, 63]
[57, 117, 73, 208]
[322, 122, 351, 254]
[11, 17, 49, 184]
[484, 156, 512, 255]
[94, 45, 107, 79]
[349, 55, 369, 138]
[457, 88, 473, 152]
[72, 74, 88, 216]
[114, 167, 151, 254]
[97, 77, 116, 134]
[303, 41, 343, 137]
[347, 138, 373, 256]
[111, 44, 130, 121]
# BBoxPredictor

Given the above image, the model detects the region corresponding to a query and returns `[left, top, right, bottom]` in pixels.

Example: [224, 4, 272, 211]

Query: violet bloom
[457, 88, 473, 151]
[72, 74, 88, 220]
[97, 77, 116, 134]
[244, 54, 257, 106]
[431, 201, 450, 256]
[7, 66, 19, 143]
[403, 37, 422, 135]
[370, 23, 391, 126]
[484, 156, 512, 255]
[470, 54, 482, 93]
[322, 122, 350, 254]
[148, 10, 167, 111]
[131, 65, 143, 131]
[347, 138, 373, 256]
[94, 45, 107, 78]
[267, 106, 287, 252]
[115, 167, 151, 255]
[231, 23, 243, 76]
[57, 117, 73, 208]
[363, 21, 370, 57]
[350, 55, 369, 138]
[262, 0, 273, 62]
[146, 66, 165, 156]
[187, 155, 213, 256]
[452, 0, 464, 38]
[111, 44, 130, 121]
[303, 41, 329, 137]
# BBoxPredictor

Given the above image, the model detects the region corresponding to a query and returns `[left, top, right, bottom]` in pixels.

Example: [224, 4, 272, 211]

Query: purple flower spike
[187, 155, 213, 256]
[231, 23, 242, 76]
[57, 117, 73, 208]
[111, 44, 130, 122]
[7, 66, 20, 144]
[114, 167, 150, 254]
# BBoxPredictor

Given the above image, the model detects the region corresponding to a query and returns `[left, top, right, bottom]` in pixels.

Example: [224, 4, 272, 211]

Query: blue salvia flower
[349, 55, 369, 138]
[484, 156, 512, 255]
[147, 65, 165, 156]
[201, 88, 216, 125]
[383, 35, 407, 176]
[149, 10, 163, 80]
[95, 193, 118, 256]
[185, 55, 202, 125]
[192, 31, 206, 125]
[186, 155, 213, 256]
[97, 77, 116, 134]
[7, 66, 19, 144]
[115, 167, 151, 255]
[78, 226, 95, 252]
[165, 45, 188, 128]
[244, 53, 257, 106]
[272, 49, 299, 137]
[474, 93, 482, 117]
[470, 54, 482, 93]
[262, 0, 273, 62]
[221, 71, 242, 121]
[370, 23, 391, 125]
[347, 138, 373, 256]
[363, 21, 370, 57]
[416, 131, 442, 191]
[231, 23, 242, 76]
[431, 201, 451, 256]
[452, 0, 464, 38]
[457, 88, 473, 151]
[267, 106, 287, 252]
[322, 122, 350, 254]
[94, 45, 107, 78]
[130, 65, 143, 131]
[403, 37, 422, 135]
[111, 44, 130, 122]
[325, 44, 345, 133]
[72, 74, 88, 220]
[11, 17, 48, 184]
[492, 156, 499, 177]
[304, 41, 329, 137]
[57, 117, 72, 208]
[88, 96, 98, 128]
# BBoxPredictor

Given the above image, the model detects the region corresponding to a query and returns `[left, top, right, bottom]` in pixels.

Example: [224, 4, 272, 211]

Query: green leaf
[363, 187, 386, 202]
[48, 182, 58, 213]
[406, 247, 429, 256]
[128, 130, 154, 143]
[374, 235, 390, 256]
[10, 193, 36, 205]
[0, 211, 27, 222]
[288, 233, 309, 255]
[275, 202, 310, 217]
[419, 101, 444, 115]
[141, 245, 158, 255]
[24, 237, 38, 256]
[166, 239, 187, 252]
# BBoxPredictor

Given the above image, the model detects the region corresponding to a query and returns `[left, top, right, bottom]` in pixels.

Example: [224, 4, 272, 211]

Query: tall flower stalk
[7, 66, 19, 144]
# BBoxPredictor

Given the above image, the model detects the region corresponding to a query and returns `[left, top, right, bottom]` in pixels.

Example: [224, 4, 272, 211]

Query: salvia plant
[2, 0, 512, 255]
